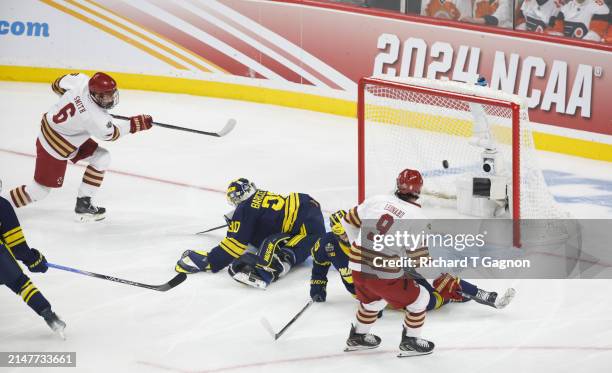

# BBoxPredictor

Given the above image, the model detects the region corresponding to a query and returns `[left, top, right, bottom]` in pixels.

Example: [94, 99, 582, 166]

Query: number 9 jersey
[343, 194, 430, 279]
[40, 73, 130, 160]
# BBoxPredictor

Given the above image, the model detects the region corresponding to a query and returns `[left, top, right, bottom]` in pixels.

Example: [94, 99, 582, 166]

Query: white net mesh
[361, 77, 565, 220]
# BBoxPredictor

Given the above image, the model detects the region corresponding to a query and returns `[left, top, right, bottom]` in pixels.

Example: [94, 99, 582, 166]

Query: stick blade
[216, 118, 236, 137]
[156, 273, 187, 291]
[260, 317, 277, 340]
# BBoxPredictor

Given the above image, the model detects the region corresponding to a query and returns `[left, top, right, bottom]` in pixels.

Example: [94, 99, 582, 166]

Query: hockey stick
[111, 114, 236, 137]
[48, 263, 187, 292]
[260, 300, 314, 340]
[196, 223, 228, 235]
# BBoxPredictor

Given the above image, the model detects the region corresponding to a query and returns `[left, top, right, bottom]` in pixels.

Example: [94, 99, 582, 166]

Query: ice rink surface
[1, 82, 611, 372]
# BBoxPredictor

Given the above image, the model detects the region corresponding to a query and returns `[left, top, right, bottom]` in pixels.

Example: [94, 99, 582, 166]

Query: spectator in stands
[460, 0, 514, 28]
[515, 0, 561, 32]
[548, 0, 610, 42]
[421, 0, 473, 20]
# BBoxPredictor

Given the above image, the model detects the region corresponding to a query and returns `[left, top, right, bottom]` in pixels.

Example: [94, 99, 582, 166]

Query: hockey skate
[344, 324, 381, 352]
[230, 266, 269, 289]
[397, 327, 434, 357]
[469, 288, 516, 309]
[41, 308, 66, 340]
[493, 288, 516, 309]
[75, 197, 106, 222]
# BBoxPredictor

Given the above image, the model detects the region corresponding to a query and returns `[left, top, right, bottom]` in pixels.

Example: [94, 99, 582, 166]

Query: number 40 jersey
[39, 73, 130, 160]
[343, 194, 430, 279]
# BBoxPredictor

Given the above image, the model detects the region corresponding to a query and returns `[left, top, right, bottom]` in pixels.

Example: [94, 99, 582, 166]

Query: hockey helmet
[89, 72, 119, 109]
[396, 169, 423, 197]
[226, 178, 257, 207]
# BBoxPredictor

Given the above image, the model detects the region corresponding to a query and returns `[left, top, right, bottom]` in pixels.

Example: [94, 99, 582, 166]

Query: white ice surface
[1, 82, 611, 372]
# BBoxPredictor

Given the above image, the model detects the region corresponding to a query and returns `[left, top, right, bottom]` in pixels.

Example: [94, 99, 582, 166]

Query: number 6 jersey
[39, 73, 130, 160]
[343, 194, 430, 279]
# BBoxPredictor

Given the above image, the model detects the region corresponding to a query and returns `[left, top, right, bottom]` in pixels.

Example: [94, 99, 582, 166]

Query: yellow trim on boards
[0, 65, 609, 162]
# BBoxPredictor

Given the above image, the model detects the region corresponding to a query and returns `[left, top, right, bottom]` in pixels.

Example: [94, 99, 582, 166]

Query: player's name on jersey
[371, 256, 531, 270]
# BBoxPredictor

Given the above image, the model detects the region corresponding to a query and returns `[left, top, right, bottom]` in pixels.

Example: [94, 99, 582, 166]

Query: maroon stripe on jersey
[10, 186, 32, 208]
[41, 116, 76, 158]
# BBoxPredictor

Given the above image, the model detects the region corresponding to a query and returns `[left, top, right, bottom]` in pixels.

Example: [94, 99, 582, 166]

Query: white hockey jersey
[551, 0, 610, 40]
[517, 0, 562, 32]
[39, 73, 130, 160]
[421, 0, 473, 20]
[344, 194, 430, 279]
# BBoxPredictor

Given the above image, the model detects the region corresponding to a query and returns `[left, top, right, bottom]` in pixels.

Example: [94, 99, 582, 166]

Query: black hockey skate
[344, 324, 381, 352]
[75, 197, 106, 222]
[398, 327, 434, 357]
[471, 288, 516, 309]
[41, 308, 66, 340]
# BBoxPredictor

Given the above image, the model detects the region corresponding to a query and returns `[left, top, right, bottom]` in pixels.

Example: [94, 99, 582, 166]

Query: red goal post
[358, 77, 529, 247]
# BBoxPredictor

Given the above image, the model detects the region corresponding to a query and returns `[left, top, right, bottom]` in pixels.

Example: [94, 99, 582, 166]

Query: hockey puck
[442, 160, 449, 169]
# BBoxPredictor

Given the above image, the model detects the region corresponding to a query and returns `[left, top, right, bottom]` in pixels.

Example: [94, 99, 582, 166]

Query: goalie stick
[196, 223, 228, 235]
[48, 263, 187, 292]
[260, 300, 314, 340]
[111, 114, 236, 137]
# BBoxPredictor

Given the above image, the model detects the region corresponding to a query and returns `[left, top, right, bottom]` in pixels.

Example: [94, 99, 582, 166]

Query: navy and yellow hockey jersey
[207, 190, 324, 272]
[311, 232, 355, 295]
[0, 196, 36, 264]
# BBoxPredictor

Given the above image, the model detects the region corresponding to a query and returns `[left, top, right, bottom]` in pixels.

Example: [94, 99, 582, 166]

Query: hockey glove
[175, 250, 211, 274]
[310, 279, 327, 302]
[24, 248, 48, 273]
[130, 114, 153, 133]
[433, 273, 463, 302]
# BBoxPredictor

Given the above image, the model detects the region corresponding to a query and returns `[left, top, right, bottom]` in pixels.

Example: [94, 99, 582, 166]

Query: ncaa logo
[57, 176, 63, 186]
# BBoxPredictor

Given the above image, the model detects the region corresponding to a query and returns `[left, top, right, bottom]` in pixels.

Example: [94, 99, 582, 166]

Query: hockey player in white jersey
[549, 0, 610, 41]
[342, 169, 435, 357]
[516, 0, 562, 32]
[6, 72, 153, 221]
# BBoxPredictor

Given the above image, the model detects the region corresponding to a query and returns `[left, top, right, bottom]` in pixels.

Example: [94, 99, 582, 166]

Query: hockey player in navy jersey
[0, 179, 66, 338]
[176, 178, 325, 289]
[309, 210, 355, 302]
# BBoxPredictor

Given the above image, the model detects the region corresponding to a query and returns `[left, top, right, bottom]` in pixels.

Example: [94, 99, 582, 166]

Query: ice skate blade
[75, 213, 106, 223]
[55, 329, 66, 340]
[495, 288, 516, 309]
[397, 350, 433, 358]
[344, 345, 379, 352]
[232, 272, 267, 289]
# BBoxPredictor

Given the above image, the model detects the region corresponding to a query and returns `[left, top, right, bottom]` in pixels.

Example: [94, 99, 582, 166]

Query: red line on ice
[0, 148, 225, 195]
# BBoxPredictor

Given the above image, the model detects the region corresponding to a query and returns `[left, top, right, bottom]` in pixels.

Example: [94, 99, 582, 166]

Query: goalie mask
[226, 178, 257, 207]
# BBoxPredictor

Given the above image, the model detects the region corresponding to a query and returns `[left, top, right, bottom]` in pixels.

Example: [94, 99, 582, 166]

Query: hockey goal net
[358, 77, 564, 247]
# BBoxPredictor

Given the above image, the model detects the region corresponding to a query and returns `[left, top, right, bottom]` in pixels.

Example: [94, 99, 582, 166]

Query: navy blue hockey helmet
[226, 178, 257, 207]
